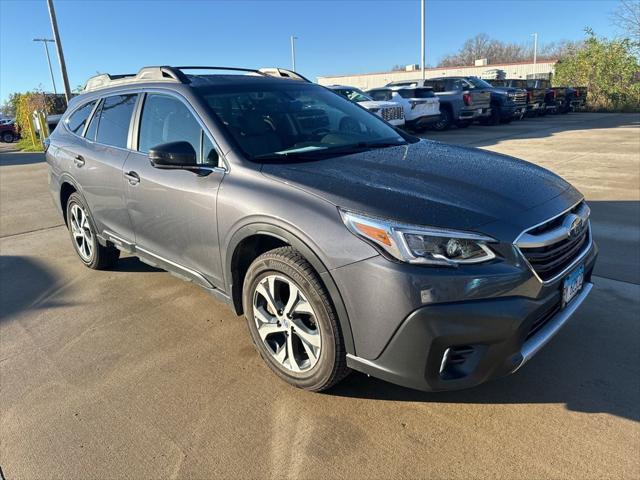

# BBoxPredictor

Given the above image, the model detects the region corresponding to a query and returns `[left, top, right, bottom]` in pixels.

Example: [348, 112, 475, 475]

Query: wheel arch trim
[225, 222, 356, 355]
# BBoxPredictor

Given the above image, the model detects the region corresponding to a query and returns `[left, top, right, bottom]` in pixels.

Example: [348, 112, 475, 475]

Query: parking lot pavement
[1, 113, 639, 479]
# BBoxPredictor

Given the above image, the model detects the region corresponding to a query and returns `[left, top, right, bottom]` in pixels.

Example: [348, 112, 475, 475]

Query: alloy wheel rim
[252, 274, 321, 373]
[70, 203, 94, 262]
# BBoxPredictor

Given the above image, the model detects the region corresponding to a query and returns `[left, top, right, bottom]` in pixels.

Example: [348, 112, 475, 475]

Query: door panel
[63, 96, 135, 241]
[123, 151, 224, 286]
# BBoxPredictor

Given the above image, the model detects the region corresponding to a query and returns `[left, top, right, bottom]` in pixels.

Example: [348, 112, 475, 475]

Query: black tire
[537, 109, 547, 117]
[1, 131, 14, 143]
[242, 246, 350, 391]
[432, 108, 452, 131]
[480, 106, 501, 126]
[66, 192, 120, 269]
[500, 116, 513, 124]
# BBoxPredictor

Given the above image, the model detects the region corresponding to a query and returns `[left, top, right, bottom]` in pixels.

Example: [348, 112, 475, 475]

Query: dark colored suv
[46, 66, 597, 392]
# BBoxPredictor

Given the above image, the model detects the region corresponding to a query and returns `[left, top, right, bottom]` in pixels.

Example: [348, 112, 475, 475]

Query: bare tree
[438, 34, 586, 67]
[438, 34, 529, 67]
[611, 0, 640, 46]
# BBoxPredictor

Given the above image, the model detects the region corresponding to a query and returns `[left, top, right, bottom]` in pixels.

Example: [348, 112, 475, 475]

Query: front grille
[526, 302, 561, 340]
[381, 106, 404, 121]
[513, 92, 527, 106]
[517, 202, 591, 282]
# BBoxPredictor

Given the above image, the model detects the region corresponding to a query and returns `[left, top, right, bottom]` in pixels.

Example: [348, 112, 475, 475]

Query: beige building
[317, 61, 557, 90]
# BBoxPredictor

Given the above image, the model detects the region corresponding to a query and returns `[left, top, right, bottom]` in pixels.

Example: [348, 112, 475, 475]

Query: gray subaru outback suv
[46, 66, 597, 392]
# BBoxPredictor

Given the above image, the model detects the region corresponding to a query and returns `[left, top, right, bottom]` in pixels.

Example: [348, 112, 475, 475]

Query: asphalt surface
[1, 113, 639, 479]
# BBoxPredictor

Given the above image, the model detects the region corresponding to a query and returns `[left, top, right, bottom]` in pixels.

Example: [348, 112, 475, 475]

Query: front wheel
[242, 247, 349, 391]
[66, 193, 120, 269]
[1, 131, 14, 143]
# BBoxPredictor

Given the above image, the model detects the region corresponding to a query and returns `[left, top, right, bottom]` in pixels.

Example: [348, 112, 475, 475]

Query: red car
[0, 121, 19, 143]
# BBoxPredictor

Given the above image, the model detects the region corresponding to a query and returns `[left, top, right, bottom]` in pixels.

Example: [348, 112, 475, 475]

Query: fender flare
[225, 222, 356, 355]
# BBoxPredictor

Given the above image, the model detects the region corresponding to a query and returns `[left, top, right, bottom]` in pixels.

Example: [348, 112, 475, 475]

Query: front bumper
[339, 240, 598, 392]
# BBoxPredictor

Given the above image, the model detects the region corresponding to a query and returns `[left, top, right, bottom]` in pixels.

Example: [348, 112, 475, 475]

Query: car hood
[261, 140, 574, 231]
[358, 100, 399, 109]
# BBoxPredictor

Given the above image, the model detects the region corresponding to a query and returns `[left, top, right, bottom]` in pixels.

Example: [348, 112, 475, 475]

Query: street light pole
[531, 32, 538, 65]
[33, 38, 58, 95]
[421, 0, 425, 80]
[290, 35, 298, 71]
[46, 0, 71, 104]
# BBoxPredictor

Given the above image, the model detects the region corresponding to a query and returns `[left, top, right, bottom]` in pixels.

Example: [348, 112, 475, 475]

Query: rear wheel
[1, 131, 14, 143]
[66, 193, 120, 269]
[433, 109, 452, 131]
[480, 107, 500, 126]
[242, 246, 349, 391]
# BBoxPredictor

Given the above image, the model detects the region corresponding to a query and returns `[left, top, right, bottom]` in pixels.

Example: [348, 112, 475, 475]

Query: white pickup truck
[366, 86, 440, 132]
[327, 85, 405, 127]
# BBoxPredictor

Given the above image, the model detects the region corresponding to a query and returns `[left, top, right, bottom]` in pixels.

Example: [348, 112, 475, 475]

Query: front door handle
[124, 171, 140, 185]
[73, 155, 85, 167]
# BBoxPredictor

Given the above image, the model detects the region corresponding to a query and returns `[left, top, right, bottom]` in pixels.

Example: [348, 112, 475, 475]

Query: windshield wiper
[253, 139, 407, 161]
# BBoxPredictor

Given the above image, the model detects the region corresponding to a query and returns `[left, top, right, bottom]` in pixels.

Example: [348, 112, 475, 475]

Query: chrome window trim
[513, 199, 593, 285]
[62, 98, 101, 140]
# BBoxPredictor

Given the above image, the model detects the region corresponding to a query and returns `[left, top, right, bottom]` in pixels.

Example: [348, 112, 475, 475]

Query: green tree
[554, 30, 640, 112]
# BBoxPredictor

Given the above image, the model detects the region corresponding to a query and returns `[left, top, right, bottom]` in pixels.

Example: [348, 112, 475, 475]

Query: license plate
[562, 265, 584, 307]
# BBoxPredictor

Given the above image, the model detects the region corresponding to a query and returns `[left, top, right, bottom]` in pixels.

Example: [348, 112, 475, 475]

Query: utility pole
[531, 32, 538, 65]
[46, 0, 71, 104]
[421, 0, 426, 80]
[290, 35, 298, 71]
[33, 38, 58, 95]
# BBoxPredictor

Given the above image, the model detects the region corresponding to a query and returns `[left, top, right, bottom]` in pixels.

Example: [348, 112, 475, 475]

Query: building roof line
[318, 60, 559, 79]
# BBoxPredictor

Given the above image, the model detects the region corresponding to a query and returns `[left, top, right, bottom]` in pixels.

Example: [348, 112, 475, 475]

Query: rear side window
[65, 100, 97, 135]
[93, 94, 137, 148]
[399, 88, 434, 99]
[397, 89, 416, 99]
[368, 90, 392, 101]
[423, 80, 446, 92]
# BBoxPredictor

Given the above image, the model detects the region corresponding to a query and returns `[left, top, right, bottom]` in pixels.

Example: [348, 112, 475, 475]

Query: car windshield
[336, 88, 372, 103]
[198, 82, 406, 161]
[466, 77, 494, 89]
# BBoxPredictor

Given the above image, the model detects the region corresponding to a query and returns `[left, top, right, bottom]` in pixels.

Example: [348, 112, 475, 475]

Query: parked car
[327, 85, 405, 127]
[387, 78, 491, 130]
[0, 121, 18, 142]
[365, 85, 440, 132]
[489, 79, 546, 116]
[528, 79, 570, 114]
[47, 65, 597, 393]
[566, 87, 587, 111]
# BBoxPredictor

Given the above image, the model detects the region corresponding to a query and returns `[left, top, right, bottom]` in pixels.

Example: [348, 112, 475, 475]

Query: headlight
[368, 108, 381, 114]
[340, 209, 496, 266]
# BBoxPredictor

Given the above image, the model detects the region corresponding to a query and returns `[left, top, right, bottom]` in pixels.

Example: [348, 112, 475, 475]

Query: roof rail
[176, 66, 267, 75]
[82, 65, 311, 93]
[84, 66, 188, 92]
[258, 68, 311, 82]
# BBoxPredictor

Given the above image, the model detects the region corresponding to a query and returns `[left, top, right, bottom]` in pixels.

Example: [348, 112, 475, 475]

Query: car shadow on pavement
[0, 255, 73, 322]
[422, 112, 640, 148]
[0, 151, 45, 166]
[110, 256, 163, 273]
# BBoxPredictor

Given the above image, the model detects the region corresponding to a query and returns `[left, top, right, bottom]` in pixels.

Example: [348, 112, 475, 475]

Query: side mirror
[148, 141, 196, 168]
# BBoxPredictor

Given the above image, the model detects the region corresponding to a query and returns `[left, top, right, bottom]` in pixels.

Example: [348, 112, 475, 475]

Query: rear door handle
[124, 171, 140, 185]
[73, 155, 85, 167]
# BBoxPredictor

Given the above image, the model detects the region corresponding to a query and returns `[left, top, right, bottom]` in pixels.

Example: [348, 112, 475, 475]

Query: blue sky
[0, 0, 621, 104]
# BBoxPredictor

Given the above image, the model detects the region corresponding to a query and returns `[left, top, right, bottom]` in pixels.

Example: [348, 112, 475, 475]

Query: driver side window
[138, 93, 219, 166]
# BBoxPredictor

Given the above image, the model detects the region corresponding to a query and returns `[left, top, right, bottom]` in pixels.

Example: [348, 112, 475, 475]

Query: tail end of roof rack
[83, 66, 187, 92]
